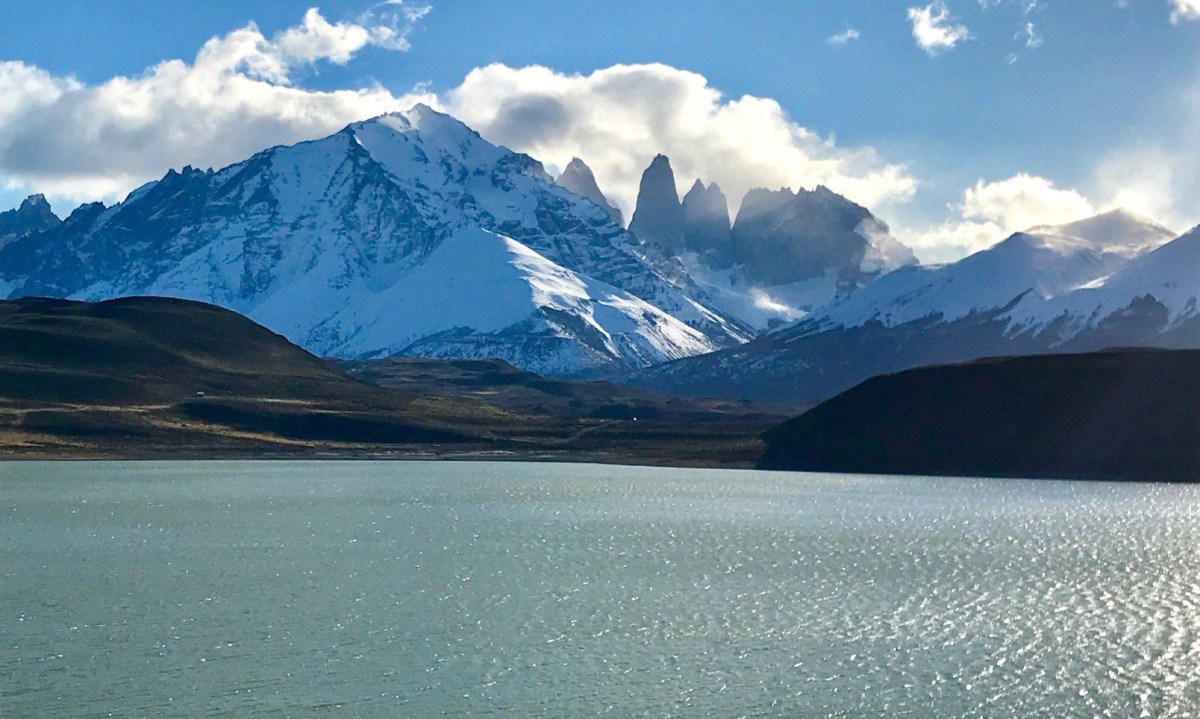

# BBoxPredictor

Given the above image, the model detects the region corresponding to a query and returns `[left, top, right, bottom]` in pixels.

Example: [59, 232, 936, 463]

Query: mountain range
[633, 209, 1199, 403]
[1, 104, 1197, 401]
[0, 106, 747, 376]
[626, 154, 916, 331]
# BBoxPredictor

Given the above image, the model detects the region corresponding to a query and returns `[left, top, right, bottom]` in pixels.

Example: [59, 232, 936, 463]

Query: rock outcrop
[628, 155, 685, 252]
[556, 157, 623, 226]
[0, 194, 60, 250]
[731, 185, 901, 285]
[681, 180, 733, 264]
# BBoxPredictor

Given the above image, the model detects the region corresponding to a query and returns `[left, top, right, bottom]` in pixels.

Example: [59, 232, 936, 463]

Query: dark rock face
[556, 157, 623, 226]
[731, 185, 875, 285]
[628, 155, 685, 252]
[681, 180, 733, 264]
[758, 349, 1200, 482]
[0, 194, 60, 249]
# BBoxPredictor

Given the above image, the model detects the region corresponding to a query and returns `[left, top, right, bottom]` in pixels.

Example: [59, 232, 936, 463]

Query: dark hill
[0, 297, 773, 465]
[759, 349, 1200, 481]
[0, 296, 513, 450]
[0, 296, 371, 405]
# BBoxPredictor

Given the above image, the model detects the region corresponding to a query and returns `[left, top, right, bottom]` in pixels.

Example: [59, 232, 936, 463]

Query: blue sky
[2, 0, 1198, 261]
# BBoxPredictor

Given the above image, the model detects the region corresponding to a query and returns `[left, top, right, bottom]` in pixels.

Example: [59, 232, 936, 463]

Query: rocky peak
[629, 154, 685, 252]
[0, 193, 61, 248]
[681, 180, 733, 265]
[64, 202, 107, 225]
[732, 185, 910, 286]
[556, 157, 624, 226]
[19, 193, 53, 214]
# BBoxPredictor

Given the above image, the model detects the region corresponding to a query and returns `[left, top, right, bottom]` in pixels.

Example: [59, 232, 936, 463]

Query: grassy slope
[0, 297, 773, 466]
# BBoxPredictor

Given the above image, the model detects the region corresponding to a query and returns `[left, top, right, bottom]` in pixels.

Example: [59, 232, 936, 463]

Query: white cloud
[1090, 145, 1178, 223]
[827, 28, 862, 45]
[0, 5, 432, 203]
[276, 3, 430, 68]
[1170, 0, 1200, 22]
[963, 174, 1094, 230]
[901, 218, 1006, 263]
[4, 3, 1190, 267]
[1015, 22, 1044, 47]
[904, 174, 1095, 262]
[980, 0, 1044, 14]
[441, 63, 916, 218]
[907, 2, 973, 56]
[1085, 60, 1200, 232]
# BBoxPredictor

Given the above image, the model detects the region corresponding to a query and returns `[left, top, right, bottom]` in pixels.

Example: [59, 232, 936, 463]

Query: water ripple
[2, 461, 1199, 717]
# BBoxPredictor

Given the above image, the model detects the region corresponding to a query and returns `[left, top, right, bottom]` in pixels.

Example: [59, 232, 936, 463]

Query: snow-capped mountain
[1010, 222, 1199, 342]
[818, 209, 1175, 330]
[624, 155, 916, 332]
[629, 209, 1196, 403]
[0, 105, 748, 374]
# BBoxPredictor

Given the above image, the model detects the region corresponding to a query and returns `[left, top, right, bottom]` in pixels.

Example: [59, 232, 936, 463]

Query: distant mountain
[817, 209, 1173, 331]
[624, 155, 916, 331]
[0, 106, 748, 375]
[759, 349, 1200, 481]
[630, 210, 1197, 403]
[731, 185, 914, 286]
[1008, 221, 1198, 343]
[556, 157, 623, 226]
[0, 194, 59, 250]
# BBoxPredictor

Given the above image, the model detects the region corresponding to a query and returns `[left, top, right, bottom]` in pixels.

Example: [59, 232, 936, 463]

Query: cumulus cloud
[5, 3, 1189, 268]
[827, 28, 862, 45]
[442, 63, 916, 218]
[0, 4, 431, 202]
[963, 174, 1093, 229]
[1170, 0, 1200, 22]
[904, 174, 1095, 262]
[907, 2, 973, 56]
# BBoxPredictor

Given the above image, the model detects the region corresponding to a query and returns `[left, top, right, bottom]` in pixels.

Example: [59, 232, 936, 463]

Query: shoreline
[0, 442, 766, 470]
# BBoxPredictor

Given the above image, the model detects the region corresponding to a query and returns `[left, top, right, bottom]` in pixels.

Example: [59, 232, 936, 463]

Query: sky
[1, 0, 1198, 262]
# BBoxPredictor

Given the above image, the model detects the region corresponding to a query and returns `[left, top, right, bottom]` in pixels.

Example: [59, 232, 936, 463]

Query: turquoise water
[3, 461, 1199, 717]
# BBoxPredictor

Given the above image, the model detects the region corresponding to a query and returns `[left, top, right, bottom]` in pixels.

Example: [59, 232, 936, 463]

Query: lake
[3, 461, 1199, 717]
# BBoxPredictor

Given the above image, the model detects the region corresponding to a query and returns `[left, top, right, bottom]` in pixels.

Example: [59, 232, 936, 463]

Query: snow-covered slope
[1011, 225, 1199, 336]
[817, 209, 1176, 331]
[252, 226, 718, 374]
[0, 105, 746, 373]
[675, 254, 842, 332]
[1026, 209, 1175, 258]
